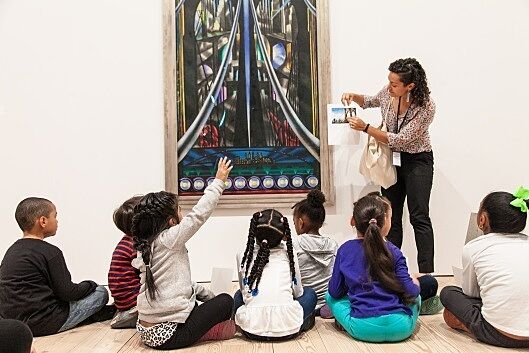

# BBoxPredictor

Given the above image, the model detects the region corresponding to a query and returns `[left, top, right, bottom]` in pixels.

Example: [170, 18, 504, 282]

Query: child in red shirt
[108, 196, 142, 328]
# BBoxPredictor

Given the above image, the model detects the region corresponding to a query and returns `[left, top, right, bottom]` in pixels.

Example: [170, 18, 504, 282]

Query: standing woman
[342, 58, 436, 274]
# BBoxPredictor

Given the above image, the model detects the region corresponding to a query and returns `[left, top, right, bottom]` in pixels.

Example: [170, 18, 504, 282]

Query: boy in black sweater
[0, 197, 113, 336]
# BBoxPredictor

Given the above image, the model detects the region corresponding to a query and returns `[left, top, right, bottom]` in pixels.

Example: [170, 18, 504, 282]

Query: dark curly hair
[388, 58, 430, 107]
[292, 190, 326, 231]
[131, 191, 179, 300]
[241, 209, 296, 296]
[353, 194, 415, 306]
[480, 191, 527, 234]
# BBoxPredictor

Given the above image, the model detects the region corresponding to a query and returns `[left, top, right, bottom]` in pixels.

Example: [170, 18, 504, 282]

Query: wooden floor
[33, 278, 522, 353]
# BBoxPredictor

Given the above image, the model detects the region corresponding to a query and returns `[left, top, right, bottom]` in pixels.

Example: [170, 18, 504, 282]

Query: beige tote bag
[359, 100, 397, 189]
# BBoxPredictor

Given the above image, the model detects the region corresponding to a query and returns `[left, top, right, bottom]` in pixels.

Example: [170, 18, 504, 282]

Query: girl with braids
[131, 157, 235, 350]
[233, 209, 317, 341]
[342, 58, 436, 274]
[326, 193, 439, 342]
[440, 187, 529, 348]
[291, 190, 338, 318]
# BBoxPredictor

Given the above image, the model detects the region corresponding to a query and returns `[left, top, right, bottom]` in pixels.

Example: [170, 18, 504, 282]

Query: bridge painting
[165, 0, 332, 204]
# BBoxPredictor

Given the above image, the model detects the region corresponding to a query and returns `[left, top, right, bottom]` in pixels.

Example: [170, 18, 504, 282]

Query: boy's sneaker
[91, 304, 117, 322]
[111, 306, 138, 329]
[79, 304, 117, 327]
[420, 295, 444, 315]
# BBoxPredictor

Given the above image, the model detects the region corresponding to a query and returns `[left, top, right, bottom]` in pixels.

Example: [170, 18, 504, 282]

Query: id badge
[392, 152, 401, 167]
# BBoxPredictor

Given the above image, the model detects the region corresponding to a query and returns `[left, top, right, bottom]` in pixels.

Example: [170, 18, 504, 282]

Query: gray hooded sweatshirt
[292, 234, 338, 308]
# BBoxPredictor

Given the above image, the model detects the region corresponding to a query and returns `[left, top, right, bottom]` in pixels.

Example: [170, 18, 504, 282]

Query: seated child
[368, 192, 443, 315]
[0, 197, 113, 336]
[234, 209, 317, 341]
[133, 157, 235, 350]
[326, 193, 439, 342]
[291, 190, 338, 318]
[108, 196, 142, 328]
[440, 187, 529, 348]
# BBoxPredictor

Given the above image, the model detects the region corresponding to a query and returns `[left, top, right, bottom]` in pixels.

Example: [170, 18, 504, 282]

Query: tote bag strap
[379, 97, 393, 131]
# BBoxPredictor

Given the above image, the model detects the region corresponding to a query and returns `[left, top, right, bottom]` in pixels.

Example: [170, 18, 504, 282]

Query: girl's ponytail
[134, 237, 158, 300]
[355, 196, 415, 306]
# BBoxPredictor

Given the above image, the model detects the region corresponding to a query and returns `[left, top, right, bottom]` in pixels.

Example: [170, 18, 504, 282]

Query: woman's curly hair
[389, 58, 430, 107]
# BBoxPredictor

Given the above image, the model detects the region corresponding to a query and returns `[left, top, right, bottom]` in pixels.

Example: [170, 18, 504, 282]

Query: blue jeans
[59, 285, 108, 332]
[233, 287, 317, 340]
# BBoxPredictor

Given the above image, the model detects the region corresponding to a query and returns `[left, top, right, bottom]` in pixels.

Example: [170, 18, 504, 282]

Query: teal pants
[325, 292, 420, 342]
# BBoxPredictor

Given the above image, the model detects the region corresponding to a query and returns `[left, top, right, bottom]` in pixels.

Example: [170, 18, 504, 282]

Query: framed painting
[164, 0, 333, 207]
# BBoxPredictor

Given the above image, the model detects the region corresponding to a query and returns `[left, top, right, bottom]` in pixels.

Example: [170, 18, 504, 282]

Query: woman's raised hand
[341, 92, 356, 106]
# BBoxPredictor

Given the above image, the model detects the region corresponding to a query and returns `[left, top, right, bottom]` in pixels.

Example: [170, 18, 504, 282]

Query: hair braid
[242, 212, 260, 282]
[243, 209, 291, 296]
[247, 240, 270, 295]
[131, 191, 178, 300]
[133, 236, 157, 300]
[283, 217, 297, 284]
[253, 244, 270, 294]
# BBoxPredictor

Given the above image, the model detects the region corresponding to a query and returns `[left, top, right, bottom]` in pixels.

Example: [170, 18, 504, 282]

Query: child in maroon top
[108, 196, 142, 328]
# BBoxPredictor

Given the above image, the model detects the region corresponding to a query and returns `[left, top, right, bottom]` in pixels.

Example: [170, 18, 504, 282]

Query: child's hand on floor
[215, 156, 233, 182]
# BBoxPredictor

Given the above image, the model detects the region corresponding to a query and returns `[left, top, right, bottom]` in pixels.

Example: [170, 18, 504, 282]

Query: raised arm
[341, 92, 366, 108]
[344, 86, 391, 143]
[160, 157, 233, 249]
[342, 86, 388, 109]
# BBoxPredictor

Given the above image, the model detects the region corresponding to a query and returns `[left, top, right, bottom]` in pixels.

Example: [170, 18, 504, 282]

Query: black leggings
[0, 319, 33, 353]
[156, 294, 233, 350]
[383, 151, 435, 273]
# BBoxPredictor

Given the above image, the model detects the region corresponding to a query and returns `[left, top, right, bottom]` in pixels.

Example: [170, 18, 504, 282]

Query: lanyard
[395, 97, 411, 134]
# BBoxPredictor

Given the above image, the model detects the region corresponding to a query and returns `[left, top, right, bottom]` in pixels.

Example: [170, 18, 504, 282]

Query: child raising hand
[132, 157, 235, 350]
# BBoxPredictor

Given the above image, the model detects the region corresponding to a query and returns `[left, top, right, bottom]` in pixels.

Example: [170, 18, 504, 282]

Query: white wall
[1, 0, 528, 284]
[0, 0, 165, 283]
